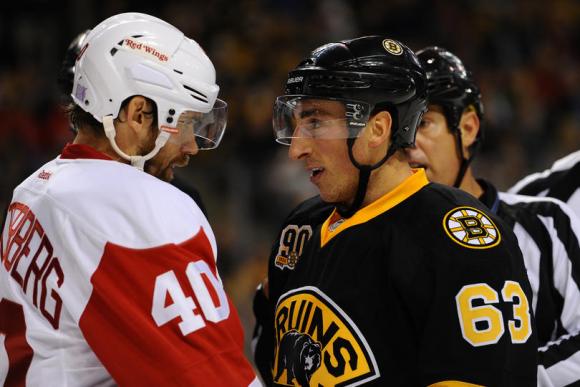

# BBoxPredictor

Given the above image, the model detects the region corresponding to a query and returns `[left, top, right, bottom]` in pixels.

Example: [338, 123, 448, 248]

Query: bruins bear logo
[274, 287, 379, 385]
[274, 330, 322, 386]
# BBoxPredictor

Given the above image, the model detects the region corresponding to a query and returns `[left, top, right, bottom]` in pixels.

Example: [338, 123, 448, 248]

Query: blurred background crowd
[1, 0, 579, 359]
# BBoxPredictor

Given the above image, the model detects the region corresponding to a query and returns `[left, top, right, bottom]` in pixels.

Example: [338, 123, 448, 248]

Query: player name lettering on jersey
[0, 202, 63, 329]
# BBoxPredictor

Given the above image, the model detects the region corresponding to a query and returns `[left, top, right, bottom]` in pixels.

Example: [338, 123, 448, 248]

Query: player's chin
[318, 188, 340, 204]
[163, 157, 190, 182]
[146, 163, 174, 182]
[408, 162, 427, 171]
[160, 166, 175, 182]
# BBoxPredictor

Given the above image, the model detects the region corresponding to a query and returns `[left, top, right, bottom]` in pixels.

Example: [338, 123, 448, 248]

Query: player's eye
[306, 118, 323, 129]
[418, 118, 432, 130]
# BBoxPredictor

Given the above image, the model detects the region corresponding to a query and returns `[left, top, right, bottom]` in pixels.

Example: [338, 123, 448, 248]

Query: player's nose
[288, 137, 312, 160]
[181, 138, 199, 156]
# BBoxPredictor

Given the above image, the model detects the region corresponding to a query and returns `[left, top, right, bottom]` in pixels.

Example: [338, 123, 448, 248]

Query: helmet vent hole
[191, 94, 208, 103]
[183, 84, 208, 101]
[174, 69, 183, 75]
[110, 47, 118, 57]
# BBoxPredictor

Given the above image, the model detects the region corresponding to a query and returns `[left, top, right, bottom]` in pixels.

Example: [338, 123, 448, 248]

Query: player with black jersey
[406, 46, 580, 386]
[255, 36, 537, 386]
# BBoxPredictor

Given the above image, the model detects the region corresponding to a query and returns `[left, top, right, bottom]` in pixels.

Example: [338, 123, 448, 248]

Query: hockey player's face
[406, 105, 460, 186]
[146, 112, 200, 182]
[288, 99, 360, 204]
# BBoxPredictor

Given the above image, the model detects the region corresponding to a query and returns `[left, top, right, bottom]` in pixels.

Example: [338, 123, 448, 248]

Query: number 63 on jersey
[456, 280, 532, 346]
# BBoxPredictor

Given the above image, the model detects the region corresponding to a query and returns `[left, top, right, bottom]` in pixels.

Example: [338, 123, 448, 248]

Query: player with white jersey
[0, 12, 260, 386]
[510, 150, 580, 217]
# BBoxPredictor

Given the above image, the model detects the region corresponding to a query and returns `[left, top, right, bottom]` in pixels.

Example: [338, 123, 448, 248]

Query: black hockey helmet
[417, 46, 484, 187]
[275, 35, 427, 151]
[417, 46, 483, 134]
[274, 36, 427, 217]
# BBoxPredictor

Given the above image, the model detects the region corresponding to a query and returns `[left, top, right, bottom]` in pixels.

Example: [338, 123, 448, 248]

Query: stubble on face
[315, 139, 360, 205]
[146, 146, 190, 182]
[142, 118, 195, 182]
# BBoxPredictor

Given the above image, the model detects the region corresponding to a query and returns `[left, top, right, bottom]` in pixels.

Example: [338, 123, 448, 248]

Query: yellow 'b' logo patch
[443, 206, 501, 249]
[382, 39, 403, 56]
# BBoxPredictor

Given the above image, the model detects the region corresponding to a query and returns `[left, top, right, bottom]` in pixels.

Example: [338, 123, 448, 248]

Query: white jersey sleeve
[1, 156, 258, 386]
[509, 150, 580, 217]
[499, 192, 580, 387]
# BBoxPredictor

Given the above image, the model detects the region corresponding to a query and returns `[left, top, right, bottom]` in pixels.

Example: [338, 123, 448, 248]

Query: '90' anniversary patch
[443, 206, 501, 249]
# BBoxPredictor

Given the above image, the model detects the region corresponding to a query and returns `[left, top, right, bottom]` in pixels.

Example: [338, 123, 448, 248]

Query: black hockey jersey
[253, 196, 333, 384]
[272, 170, 537, 386]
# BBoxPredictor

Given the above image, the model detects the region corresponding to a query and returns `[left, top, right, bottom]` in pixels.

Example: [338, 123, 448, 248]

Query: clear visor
[163, 99, 228, 150]
[272, 95, 371, 145]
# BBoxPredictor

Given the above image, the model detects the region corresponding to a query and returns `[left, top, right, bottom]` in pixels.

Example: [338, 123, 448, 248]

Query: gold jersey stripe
[428, 381, 484, 387]
[320, 168, 429, 248]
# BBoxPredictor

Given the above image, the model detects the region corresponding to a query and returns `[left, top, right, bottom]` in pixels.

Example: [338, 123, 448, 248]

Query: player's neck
[362, 153, 413, 207]
[458, 168, 483, 199]
[73, 130, 124, 162]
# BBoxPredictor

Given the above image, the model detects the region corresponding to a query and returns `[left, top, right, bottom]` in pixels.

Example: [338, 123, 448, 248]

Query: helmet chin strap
[102, 115, 171, 171]
[452, 127, 474, 188]
[336, 138, 398, 218]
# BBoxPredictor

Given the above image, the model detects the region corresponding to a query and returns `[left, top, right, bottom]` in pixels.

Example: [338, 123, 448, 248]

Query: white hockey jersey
[0, 144, 260, 386]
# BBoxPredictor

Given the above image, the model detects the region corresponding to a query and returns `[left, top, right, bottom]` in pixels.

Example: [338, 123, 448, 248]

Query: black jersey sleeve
[252, 282, 274, 385]
[414, 204, 538, 386]
[252, 196, 333, 384]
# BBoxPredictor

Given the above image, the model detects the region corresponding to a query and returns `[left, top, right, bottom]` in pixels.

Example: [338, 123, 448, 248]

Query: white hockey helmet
[72, 12, 227, 169]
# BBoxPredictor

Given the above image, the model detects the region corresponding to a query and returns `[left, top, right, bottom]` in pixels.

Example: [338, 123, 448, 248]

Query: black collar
[477, 178, 501, 214]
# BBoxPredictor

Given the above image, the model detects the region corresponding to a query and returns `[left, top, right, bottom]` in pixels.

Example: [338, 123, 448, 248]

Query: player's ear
[124, 96, 154, 135]
[459, 109, 480, 156]
[367, 110, 392, 148]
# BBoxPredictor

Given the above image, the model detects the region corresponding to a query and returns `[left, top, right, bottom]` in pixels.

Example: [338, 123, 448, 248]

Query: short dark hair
[65, 97, 158, 135]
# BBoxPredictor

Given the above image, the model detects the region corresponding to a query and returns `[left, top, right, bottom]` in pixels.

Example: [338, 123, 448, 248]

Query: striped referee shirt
[509, 150, 580, 217]
[479, 179, 580, 387]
